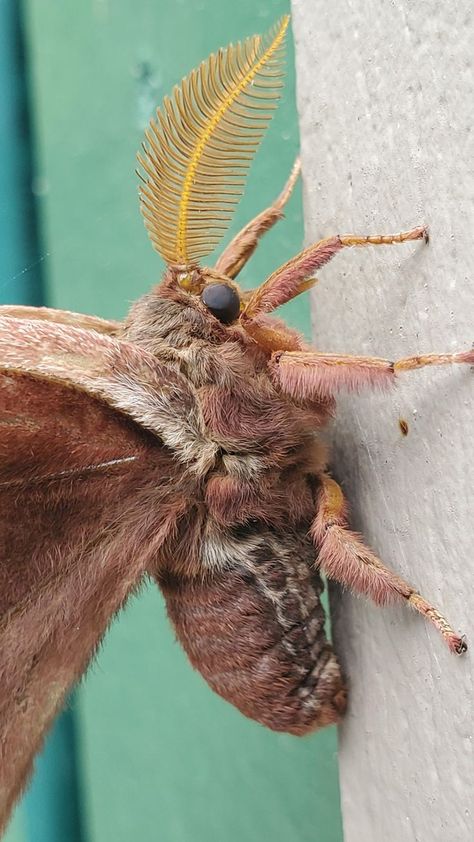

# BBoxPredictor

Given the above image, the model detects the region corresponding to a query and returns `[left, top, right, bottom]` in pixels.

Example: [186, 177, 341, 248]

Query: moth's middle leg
[270, 347, 474, 399]
[311, 474, 467, 654]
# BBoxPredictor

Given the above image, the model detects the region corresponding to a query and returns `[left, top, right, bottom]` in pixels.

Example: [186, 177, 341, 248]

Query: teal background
[2, 1, 343, 839]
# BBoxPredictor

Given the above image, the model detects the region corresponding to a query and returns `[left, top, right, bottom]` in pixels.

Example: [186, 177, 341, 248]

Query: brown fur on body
[122, 269, 345, 732]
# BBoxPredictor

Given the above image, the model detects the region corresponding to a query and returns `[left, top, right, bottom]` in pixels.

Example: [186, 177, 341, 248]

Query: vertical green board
[0, 0, 42, 306]
[24, 1, 343, 840]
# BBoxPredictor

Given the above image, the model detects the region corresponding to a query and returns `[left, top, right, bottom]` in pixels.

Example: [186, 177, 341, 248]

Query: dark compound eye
[201, 283, 240, 324]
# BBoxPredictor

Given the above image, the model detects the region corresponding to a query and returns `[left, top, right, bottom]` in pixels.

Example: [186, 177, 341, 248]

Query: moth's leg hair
[311, 474, 467, 655]
[243, 226, 426, 319]
[270, 348, 474, 399]
[214, 158, 301, 279]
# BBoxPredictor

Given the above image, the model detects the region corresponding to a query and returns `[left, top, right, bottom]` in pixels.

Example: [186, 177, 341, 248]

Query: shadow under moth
[0, 15, 471, 830]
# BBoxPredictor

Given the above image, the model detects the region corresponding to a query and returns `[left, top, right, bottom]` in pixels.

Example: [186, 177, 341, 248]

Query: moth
[0, 14, 471, 831]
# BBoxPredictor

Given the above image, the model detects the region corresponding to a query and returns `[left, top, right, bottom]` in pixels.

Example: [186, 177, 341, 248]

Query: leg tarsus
[339, 226, 428, 248]
[407, 593, 467, 654]
[394, 350, 474, 371]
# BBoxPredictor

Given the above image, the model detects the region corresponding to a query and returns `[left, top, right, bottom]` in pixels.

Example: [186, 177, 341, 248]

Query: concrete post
[291, 2, 473, 840]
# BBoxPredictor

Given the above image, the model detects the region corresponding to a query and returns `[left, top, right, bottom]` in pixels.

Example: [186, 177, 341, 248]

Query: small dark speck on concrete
[399, 418, 409, 436]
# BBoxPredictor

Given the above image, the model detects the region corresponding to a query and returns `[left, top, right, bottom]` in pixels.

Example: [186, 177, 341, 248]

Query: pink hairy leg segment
[243, 226, 427, 320]
[311, 475, 467, 654]
[243, 237, 341, 318]
[214, 158, 301, 280]
[271, 347, 474, 400]
[270, 352, 395, 398]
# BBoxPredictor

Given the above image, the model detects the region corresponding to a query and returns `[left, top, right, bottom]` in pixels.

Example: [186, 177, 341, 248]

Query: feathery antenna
[137, 16, 290, 266]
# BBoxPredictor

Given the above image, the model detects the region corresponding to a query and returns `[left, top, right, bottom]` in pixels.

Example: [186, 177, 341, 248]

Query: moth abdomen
[160, 527, 346, 735]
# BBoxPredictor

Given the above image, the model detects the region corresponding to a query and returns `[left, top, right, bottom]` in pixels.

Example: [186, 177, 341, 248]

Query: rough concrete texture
[291, 2, 473, 840]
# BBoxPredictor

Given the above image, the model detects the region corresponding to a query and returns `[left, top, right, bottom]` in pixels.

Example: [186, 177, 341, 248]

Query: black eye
[201, 283, 240, 324]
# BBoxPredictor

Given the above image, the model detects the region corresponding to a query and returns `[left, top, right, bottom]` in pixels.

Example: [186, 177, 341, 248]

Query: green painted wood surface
[0, 0, 42, 306]
[23, 1, 343, 839]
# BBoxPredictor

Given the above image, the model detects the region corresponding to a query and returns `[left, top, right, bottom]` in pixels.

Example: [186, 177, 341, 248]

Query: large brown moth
[0, 14, 471, 831]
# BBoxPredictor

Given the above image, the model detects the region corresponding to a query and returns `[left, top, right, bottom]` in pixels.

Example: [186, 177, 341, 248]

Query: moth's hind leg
[311, 474, 467, 655]
[213, 158, 300, 280]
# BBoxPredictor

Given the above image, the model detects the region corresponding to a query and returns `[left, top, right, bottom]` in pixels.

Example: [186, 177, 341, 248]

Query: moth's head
[135, 16, 302, 353]
[155, 260, 304, 357]
[167, 266, 243, 328]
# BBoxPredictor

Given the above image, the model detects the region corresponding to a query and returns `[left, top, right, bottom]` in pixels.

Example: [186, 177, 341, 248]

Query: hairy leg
[214, 158, 301, 279]
[270, 348, 474, 400]
[243, 226, 427, 318]
[311, 474, 466, 654]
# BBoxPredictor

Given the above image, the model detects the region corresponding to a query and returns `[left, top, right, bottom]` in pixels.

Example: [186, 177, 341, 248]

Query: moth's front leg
[214, 158, 301, 280]
[311, 474, 467, 654]
[270, 347, 474, 400]
[242, 226, 427, 318]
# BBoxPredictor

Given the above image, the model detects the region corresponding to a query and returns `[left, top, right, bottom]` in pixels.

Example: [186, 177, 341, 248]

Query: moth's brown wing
[160, 525, 346, 736]
[0, 320, 183, 832]
[0, 304, 121, 334]
[0, 315, 209, 466]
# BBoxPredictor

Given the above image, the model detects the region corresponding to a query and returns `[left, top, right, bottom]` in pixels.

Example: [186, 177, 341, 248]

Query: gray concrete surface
[291, 2, 473, 840]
